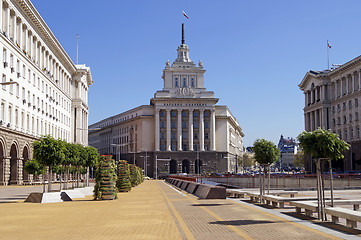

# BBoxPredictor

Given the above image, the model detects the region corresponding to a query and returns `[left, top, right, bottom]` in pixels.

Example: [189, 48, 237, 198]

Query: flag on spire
[183, 11, 189, 19]
[327, 40, 331, 49]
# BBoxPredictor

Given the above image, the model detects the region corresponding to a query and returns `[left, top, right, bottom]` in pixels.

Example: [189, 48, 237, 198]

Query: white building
[299, 55, 361, 172]
[0, 0, 93, 185]
[89, 24, 244, 177]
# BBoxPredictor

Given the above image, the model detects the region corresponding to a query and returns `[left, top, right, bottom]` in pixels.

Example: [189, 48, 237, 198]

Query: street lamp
[140, 149, 150, 177]
[110, 143, 121, 163]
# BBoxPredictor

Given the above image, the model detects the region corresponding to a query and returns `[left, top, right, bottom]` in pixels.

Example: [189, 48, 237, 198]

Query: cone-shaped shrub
[93, 155, 117, 200]
[116, 160, 132, 192]
[129, 164, 139, 187]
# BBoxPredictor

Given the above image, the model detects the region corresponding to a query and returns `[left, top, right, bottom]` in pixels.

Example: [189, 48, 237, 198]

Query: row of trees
[25, 135, 99, 192]
[251, 128, 349, 204]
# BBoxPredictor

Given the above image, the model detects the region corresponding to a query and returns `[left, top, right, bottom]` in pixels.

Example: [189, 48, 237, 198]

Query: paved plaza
[0, 180, 360, 240]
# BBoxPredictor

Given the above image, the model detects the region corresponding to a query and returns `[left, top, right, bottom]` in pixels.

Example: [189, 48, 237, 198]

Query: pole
[327, 40, 329, 69]
[329, 159, 334, 207]
[155, 155, 158, 180]
[76, 34, 79, 64]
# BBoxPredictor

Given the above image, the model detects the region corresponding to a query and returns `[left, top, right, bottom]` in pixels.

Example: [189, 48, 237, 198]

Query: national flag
[327, 41, 331, 49]
[183, 11, 189, 19]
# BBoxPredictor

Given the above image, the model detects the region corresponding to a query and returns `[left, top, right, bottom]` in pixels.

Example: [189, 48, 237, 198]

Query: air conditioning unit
[22, 99, 26, 104]
[28, 102, 31, 107]
[3, 62, 8, 68]
[17, 72, 20, 78]
[0, 120, 3, 125]
[10, 67, 14, 73]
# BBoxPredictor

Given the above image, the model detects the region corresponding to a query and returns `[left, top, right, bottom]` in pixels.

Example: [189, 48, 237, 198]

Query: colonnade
[155, 108, 216, 152]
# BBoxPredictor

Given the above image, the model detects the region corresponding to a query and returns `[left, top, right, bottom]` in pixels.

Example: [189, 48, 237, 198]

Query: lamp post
[110, 143, 121, 163]
[140, 150, 149, 177]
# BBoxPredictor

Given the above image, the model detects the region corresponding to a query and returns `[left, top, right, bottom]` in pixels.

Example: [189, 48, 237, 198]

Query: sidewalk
[0, 180, 359, 240]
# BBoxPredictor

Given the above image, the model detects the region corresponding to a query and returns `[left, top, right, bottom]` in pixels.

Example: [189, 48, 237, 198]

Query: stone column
[359, 70, 361, 91]
[189, 109, 194, 151]
[304, 113, 308, 131]
[155, 109, 160, 151]
[335, 81, 338, 98]
[352, 73, 355, 92]
[346, 76, 349, 94]
[5, 6, 10, 35]
[177, 109, 182, 151]
[200, 109, 205, 151]
[0, 1, 3, 34]
[166, 109, 171, 151]
[310, 90, 314, 104]
[210, 109, 216, 151]
[24, 26, 28, 53]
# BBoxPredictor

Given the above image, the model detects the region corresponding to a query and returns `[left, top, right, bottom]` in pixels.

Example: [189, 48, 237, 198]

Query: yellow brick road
[0, 180, 346, 239]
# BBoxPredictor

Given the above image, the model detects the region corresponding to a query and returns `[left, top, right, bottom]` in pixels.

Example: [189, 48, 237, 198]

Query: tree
[298, 128, 350, 163]
[64, 143, 80, 189]
[33, 135, 65, 192]
[253, 139, 280, 201]
[297, 128, 350, 220]
[76, 144, 87, 187]
[85, 146, 99, 186]
[294, 151, 305, 168]
[24, 159, 45, 188]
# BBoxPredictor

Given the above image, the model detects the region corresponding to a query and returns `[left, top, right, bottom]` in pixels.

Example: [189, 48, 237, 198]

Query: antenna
[76, 34, 79, 64]
[181, 23, 185, 44]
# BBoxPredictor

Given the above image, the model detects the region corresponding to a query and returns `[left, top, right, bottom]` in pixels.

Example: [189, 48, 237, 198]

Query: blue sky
[32, 0, 361, 146]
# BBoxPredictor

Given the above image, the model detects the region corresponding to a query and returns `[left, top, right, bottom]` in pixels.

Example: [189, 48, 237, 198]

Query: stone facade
[0, 0, 93, 185]
[299, 55, 361, 172]
[89, 24, 244, 177]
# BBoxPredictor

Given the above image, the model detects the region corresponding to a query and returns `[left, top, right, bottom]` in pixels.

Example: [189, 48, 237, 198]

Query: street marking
[232, 200, 343, 240]
[163, 181, 186, 196]
[158, 182, 196, 240]
[183, 194, 254, 240]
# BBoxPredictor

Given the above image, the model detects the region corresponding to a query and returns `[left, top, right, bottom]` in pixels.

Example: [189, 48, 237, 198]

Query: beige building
[299, 55, 361, 171]
[0, 0, 93, 185]
[89, 24, 244, 177]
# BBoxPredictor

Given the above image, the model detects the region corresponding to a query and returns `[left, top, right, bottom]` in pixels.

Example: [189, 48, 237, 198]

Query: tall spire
[182, 23, 185, 44]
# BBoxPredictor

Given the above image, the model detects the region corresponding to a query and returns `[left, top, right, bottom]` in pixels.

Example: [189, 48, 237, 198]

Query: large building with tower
[0, 0, 93, 185]
[89, 24, 244, 177]
[299, 55, 361, 172]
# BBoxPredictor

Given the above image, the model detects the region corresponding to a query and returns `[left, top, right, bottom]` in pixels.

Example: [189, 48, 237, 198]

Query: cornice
[15, 0, 76, 73]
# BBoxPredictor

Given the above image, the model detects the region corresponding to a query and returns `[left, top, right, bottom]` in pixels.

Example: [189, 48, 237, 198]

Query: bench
[323, 199, 361, 211]
[289, 201, 319, 217]
[324, 207, 361, 228]
[226, 189, 248, 198]
[261, 195, 322, 208]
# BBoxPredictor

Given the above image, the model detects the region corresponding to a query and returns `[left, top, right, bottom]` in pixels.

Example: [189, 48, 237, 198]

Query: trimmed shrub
[93, 155, 117, 200]
[116, 160, 132, 192]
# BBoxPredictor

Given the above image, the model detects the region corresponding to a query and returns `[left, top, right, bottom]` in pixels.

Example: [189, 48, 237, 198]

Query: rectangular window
[182, 121, 187, 128]
[182, 111, 187, 117]
[2, 75, 6, 90]
[171, 144, 176, 151]
[204, 111, 209, 117]
[183, 78, 187, 87]
[205, 121, 209, 128]
[194, 122, 198, 128]
[194, 111, 198, 117]
[194, 144, 198, 151]
[171, 132, 176, 139]
[183, 144, 188, 151]
[171, 111, 176, 117]
[160, 121, 165, 128]
[191, 78, 194, 87]
[171, 121, 176, 128]
[194, 132, 198, 139]
[205, 133, 209, 139]
[175, 78, 178, 87]
[160, 132, 165, 139]
[9, 79, 13, 94]
[3, 48, 7, 63]
[160, 111, 165, 117]
[182, 132, 188, 140]
[356, 98, 359, 107]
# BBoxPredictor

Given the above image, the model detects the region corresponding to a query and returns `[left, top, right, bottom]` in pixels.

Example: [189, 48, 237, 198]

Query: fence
[197, 174, 361, 189]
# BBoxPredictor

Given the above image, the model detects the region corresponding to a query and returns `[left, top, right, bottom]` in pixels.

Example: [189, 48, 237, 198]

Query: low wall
[204, 175, 361, 189]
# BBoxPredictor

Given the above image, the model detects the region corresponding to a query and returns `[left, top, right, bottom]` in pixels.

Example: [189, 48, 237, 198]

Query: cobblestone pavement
[0, 180, 359, 240]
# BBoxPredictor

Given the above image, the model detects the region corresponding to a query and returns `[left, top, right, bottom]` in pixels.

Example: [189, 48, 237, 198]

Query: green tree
[294, 151, 305, 168]
[298, 128, 350, 164]
[116, 160, 132, 192]
[64, 143, 80, 189]
[76, 144, 87, 187]
[24, 159, 45, 192]
[85, 146, 99, 186]
[33, 135, 65, 192]
[253, 139, 280, 200]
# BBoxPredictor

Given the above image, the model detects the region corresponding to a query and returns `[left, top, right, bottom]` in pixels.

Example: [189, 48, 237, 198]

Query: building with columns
[89, 24, 244, 177]
[299, 56, 361, 172]
[0, 0, 93, 185]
